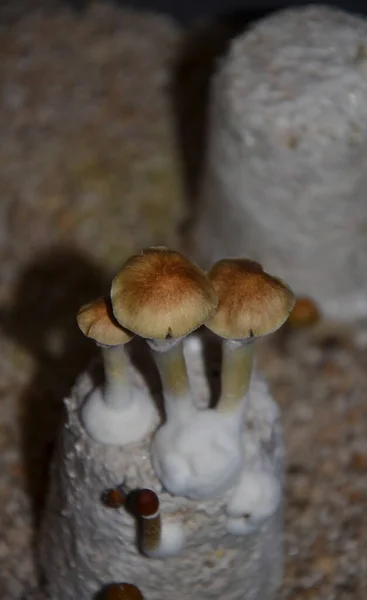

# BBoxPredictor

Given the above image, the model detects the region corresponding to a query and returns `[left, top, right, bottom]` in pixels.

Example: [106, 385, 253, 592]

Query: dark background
[74, 0, 367, 23]
[2, 1, 367, 30]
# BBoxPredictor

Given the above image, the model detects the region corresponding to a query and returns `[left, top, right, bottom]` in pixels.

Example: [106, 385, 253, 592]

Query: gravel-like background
[0, 2, 366, 600]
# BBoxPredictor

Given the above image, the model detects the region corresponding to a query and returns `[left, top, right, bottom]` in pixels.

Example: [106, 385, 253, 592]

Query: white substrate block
[193, 6, 367, 321]
[38, 333, 284, 600]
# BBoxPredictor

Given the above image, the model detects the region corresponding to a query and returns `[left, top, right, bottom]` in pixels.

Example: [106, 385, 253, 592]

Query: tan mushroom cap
[206, 258, 295, 339]
[77, 297, 133, 346]
[111, 247, 218, 340]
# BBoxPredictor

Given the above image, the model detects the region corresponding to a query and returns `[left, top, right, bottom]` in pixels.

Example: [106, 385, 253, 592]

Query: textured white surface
[193, 6, 367, 321]
[226, 471, 282, 535]
[39, 333, 283, 600]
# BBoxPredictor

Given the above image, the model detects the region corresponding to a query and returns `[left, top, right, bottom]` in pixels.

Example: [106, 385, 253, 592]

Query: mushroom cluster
[77, 247, 295, 502]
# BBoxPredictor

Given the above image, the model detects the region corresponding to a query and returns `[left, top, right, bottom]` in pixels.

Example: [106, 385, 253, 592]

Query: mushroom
[77, 297, 158, 445]
[287, 296, 321, 329]
[77, 297, 134, 410]
[101, 484, 127, 509]
[101, 582, 144, 600]
[206, 259, 295, 413]
[110, 246, 218, 421]
[134, 488, 185, 558]
[111, 248, 253, 499]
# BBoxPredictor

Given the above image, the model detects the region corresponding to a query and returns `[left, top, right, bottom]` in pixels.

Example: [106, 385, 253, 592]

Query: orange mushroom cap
[288, 296, 321, 328]
[77, 297, 134, 346]
[206, 258, 295, 340]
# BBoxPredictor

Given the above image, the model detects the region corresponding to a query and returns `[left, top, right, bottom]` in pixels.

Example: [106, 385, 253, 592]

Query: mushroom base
[80, 385, 159, 446]
[38, 334, 284, 600]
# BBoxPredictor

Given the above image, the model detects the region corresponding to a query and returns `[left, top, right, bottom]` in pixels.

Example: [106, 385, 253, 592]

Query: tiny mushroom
[110, 247, 218, 421]
[135, 489, 161, 555]
[101, 484, 127, 509]
[77, 297, 134, 410]
[101, 582, 144, 600]
[206, 259, 295, 412]
[77, 297, 158, 445]
[134, 488, 185, 558]
[287, 296, 321, 329]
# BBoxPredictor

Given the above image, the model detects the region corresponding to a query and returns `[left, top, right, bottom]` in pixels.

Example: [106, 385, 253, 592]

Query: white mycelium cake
[193, 6, 367, 321]
[39, 248, 295, 600]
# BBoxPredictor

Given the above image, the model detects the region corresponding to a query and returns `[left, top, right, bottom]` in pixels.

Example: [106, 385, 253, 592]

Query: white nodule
[225, 470, 281, 535]
[226, 517, 257, 536]
[151, 405, 246, 500]
[80, 386, 158, 446]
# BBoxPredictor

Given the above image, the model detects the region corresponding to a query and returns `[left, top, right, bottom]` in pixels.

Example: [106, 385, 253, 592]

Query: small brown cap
[206, 258, 295, 339]
[288, 297, 321, 329]
[77, 297, 133, 346]
[111, 247, 218, 339]
[101, 487, 126, 509]
[135, 489, 160, 517]
[102, 583, 144, 600]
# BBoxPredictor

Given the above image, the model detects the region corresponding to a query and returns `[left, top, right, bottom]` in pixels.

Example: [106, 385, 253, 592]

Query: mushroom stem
[217, 339, 254, 413]
[135, 488, 185, 558]
[140, 509, 161, 554]
[148, 338, 195, 420]
[100, 345, 132, 410]
[135, 489, 161, 555]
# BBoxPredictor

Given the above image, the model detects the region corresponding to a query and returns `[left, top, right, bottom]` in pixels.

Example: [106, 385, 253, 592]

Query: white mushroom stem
[217, 339, 254, 413]
[100, 344, 133, 410]
[148, 338, 196, 421]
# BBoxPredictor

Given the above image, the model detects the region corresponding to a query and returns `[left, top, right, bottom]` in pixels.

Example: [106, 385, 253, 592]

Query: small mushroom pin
[134, 488, 185, 558]
[101, 582, 144, 600]
[287, 296, 321, 329]
[101, 484, 127, 509]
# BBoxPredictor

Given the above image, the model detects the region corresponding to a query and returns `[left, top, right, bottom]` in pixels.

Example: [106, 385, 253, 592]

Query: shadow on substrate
[0, 246, 108, 534]
[170, 9, 272, 237]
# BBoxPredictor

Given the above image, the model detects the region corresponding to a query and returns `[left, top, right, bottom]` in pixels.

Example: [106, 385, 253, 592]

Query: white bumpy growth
[81, 384, 159, 446]
[226, 470, 282, 535]
[151, 402, 246, 500]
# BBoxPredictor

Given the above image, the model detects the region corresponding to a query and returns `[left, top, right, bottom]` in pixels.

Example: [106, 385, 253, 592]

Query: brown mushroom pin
[101, 582, 144, 600]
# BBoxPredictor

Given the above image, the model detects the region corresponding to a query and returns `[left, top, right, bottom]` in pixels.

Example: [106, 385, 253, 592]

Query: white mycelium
[80, 381, 159, 446]
[151, 401, 246, 500]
